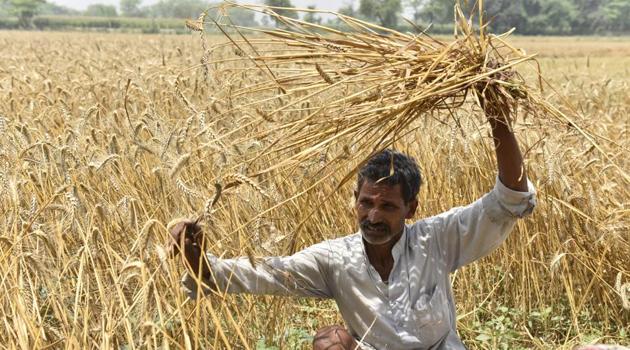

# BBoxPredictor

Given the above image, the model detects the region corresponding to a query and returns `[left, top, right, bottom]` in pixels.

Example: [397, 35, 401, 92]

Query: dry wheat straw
[0, 115, 6, 134]
[224, 173, 271, 199]
[176, 177, 202, 198]
[169, 153, 191, 179]
[197, 1, 559, 184]
[615, 273, 630, 310]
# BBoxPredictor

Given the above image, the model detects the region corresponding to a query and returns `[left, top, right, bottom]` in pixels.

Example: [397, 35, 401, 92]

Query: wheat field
[0, 30, 628, 349]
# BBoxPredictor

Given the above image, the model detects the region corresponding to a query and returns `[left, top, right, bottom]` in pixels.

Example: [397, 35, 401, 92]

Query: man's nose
[367, 208, 383, 223]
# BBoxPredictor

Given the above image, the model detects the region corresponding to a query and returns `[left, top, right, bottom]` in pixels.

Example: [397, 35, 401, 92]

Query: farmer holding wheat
[169, 93, 536, 349]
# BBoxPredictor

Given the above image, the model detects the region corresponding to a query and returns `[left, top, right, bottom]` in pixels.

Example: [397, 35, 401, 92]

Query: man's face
[354, 181, 418, 246]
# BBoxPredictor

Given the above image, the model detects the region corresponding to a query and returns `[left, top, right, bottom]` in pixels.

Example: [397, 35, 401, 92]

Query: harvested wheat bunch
[189, 1, 628, 193]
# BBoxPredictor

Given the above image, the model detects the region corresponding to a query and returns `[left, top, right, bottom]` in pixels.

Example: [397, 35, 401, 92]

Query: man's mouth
[361, 222, 389, 235]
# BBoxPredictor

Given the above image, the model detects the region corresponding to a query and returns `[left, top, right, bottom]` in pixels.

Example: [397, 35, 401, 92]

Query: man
[169, 111, 536, 349]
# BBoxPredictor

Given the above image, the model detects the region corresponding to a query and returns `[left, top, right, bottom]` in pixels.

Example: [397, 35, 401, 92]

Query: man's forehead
[358, 181, 403, 198]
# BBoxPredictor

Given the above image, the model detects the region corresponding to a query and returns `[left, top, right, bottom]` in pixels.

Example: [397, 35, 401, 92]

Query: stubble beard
[360, 220, 394, 245]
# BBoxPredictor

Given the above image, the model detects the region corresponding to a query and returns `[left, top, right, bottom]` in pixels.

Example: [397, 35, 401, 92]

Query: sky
[51, 0, 356, 12]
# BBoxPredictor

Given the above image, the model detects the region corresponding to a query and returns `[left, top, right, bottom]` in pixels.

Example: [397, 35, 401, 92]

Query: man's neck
[364, 230, 403, 281]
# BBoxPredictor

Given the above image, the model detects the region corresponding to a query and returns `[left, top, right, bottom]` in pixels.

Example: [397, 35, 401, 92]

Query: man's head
[354, 149, 422, 246]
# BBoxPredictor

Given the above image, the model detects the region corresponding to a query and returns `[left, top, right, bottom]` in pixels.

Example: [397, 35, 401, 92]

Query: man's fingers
[168, 219, 204, 260]
[168, 221, 191, 258]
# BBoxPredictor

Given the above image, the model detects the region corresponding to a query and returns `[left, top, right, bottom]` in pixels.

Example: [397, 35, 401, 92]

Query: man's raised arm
[479, 88, 528, 192]
[417, 97, 536, 272]
[488, 116, 528, 192]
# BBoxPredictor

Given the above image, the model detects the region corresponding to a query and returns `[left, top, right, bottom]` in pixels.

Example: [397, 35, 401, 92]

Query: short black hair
[356, 149, 422, 203]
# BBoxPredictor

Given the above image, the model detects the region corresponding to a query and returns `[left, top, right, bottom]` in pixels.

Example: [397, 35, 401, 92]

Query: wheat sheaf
[188, 0, 597, 184]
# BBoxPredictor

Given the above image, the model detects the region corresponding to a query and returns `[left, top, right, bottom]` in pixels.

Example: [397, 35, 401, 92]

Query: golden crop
[0, 28, 628, 349]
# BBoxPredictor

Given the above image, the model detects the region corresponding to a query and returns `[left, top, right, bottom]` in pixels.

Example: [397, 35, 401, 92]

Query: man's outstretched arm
[489, 116, 528, 192]
[169, 219, 333, 299]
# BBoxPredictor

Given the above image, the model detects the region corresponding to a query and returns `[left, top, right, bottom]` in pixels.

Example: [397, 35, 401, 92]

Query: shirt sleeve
[181, 241, 333, 299]
[428, 177, 536, 272]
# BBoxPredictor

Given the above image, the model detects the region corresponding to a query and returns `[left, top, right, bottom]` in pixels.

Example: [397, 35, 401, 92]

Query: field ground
[0, 31, 628, 349]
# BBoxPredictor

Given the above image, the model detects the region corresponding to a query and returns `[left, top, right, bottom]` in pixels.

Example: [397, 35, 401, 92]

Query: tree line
[0, 0, 256, 29]
[1, 0, 228, 20]
[1, 0, 628, 34]
[265, 0, 628, 35]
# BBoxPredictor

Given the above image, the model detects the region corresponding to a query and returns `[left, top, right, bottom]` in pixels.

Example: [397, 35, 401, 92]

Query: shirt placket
[388, 229, 411, 331]
[362, 229, 413, 332]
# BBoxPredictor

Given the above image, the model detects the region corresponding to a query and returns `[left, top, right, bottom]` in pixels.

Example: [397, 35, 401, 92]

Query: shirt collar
[360, 226, 408, 264]
[391, 225, 408, 264]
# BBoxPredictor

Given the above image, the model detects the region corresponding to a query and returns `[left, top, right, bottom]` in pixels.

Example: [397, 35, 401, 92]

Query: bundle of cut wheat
[185, 1, 628, 225]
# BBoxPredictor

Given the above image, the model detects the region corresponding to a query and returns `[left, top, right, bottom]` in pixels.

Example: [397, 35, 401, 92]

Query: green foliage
[84, 4, 118, 17]
[0, 16, 17, 28]
[255, 339, 280, 350]
[285, 327, 313, 348]
[419, 0, 453, 25]
[468, 305, 571, 349]
[303, 5, 321, 25]
[38, 2, 79, 16]
[1, 0, 627, 34]
[405, 0, 426, 25]
[255, 327, 313, 349]
[220, 7, 258, 27]
[144, 0, 207, 19]
[418, 0, 630, 34]
[120, 0, 142, 17]
[529, 0, 578, 34]
[602, 0, 630, 32]
[264, 0, 298, 26]
[0, 5, 256, 31]
[338, 3, 356, 17]
[359, 0, 402, 28]
[4, 0, 45, 27]
[0, 1, 11, 16]
[0, 15, 185, 32]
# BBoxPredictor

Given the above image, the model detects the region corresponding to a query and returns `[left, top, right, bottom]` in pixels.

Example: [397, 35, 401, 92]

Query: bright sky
[51, 0, 357, 12]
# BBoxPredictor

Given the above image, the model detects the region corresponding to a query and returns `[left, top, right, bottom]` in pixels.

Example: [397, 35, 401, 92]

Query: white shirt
[182, 178, 537, 349]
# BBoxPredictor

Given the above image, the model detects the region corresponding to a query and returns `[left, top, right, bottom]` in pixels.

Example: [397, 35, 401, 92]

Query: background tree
[602, 0, 630, 32]
[572, 0, 608, 33]
[303, 5, 321, 25]
[419, 0, 453, 25]
[84, 3, 118, 17]
[338, 2, 356, 17]
[405, 0, 426, 26]
[358, 0, 377, 20]
[264, 0, 298, 26]
[479, 1, 531, 34]
[358, 0, 402, 29]
[0, 1, 11, 16]
[415, 0, 621, 35]
[120, 0, 142, 17]
[220, 7, 258, 26]
[528, 0, 577, 34]
[38, 2, 80, 15]
[4, 0, 46, 27]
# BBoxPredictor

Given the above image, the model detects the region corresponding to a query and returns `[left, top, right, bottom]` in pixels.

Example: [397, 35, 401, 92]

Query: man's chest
[329, 241, 453, 347]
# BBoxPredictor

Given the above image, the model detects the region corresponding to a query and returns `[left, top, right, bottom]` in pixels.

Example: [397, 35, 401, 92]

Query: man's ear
[405, 199, 418, 219]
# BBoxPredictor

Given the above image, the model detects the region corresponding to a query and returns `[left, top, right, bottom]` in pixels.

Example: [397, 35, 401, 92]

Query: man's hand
[169, 219, 211, 279]
[474, 59, 525, 123]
